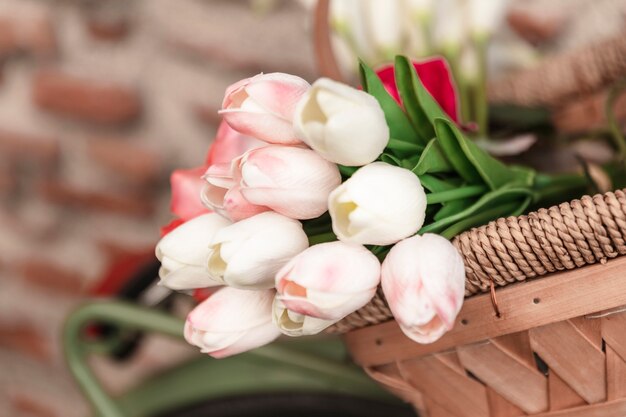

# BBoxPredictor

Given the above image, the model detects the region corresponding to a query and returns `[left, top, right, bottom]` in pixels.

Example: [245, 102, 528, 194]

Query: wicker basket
[328, 189, 626, 416]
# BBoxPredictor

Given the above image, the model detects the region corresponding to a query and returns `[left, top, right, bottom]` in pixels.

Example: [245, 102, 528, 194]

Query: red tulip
[375, 57, 459, 122]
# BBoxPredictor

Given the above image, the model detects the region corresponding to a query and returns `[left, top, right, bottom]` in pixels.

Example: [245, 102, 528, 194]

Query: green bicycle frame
[63, 300, 396, 417]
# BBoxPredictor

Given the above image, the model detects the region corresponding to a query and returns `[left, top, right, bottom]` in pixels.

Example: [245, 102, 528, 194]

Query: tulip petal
[159, 264, 221, 290]
[220, 110, 301, 145]
[205, 120, 264, 166]
[155, 213, 231, 266]
[222, 186, 270, 222]
[244, 74, 311, 119]
[170, 167, 210, 220]
[272, 298, 337, 337]
[209, 322, 281, 359]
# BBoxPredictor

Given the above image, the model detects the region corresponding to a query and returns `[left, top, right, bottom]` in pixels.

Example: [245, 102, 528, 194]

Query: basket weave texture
[333, 189, 626, 417]
[329, 189, 626, 334]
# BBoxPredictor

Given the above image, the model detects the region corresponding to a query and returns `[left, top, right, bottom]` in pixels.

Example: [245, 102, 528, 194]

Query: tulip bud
[170, 167, 210, 221]
[207, 212, 309, 289]
[328, 162, 427, 245]
[237, 145, 341, 220]
[275, 241, 381, 320]
[467, 0, 509, 39]
[362, 0, 403, 60]
[294, 78, 389, 166]
[185, 287, 281, 358]
[220, 73, 310, 145]
[272, 297, 337, 337]
[381, 234, 465, 344]
[205, 120, 264, 166]
[155, 213, 231, 290]
[202, 161, 270, 222]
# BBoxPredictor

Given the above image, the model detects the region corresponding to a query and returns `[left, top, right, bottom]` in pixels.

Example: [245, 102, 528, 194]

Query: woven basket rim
[328, 188, 626, 334]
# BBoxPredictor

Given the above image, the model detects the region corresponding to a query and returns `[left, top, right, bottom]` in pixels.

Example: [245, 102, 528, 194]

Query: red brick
[0, 18, 18, 57]
[0, 322, 50, 361]
[0, 129, 60, 166]
[32, 70, 141, 125]
[11, 392, 58, 417]
[39, 180, 154, 216]
[85, 18, 131, 41]
[12, 259, 85, 296]
[0, 16, 56, 58]
[87, 139, 162, 185]
[0, 163, 17, 196]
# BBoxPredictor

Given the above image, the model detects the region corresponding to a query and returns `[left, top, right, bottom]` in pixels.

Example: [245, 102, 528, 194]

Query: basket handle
[313, 0, 344, 82]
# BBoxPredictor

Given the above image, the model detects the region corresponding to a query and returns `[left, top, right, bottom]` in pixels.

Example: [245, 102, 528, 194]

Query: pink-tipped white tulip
[185, 287, 281, 358]
[272, 298, 338, 337]
[219, 73, 310, 145]
[236, 145, 341, 220]
[275, 241, 380, 321]
[294, 78, 389, 166]
[207, 212, 309, 289]
[155, 213, 231, 290]
[205, 120, 264, 166]
[381, 234, 465, 344]
[328, 162, 427, 245]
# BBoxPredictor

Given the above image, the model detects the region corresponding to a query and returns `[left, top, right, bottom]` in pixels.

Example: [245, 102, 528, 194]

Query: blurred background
[0, 0, 624, 416]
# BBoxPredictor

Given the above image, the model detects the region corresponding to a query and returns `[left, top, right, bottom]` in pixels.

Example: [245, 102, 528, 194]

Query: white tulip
[185, 287, 281, 358]
[206, 212, 309, 290]
[362, 0, 403, 60]
[328, 162, 427, 245]
[467, 0, 509, 39]
[155, 213, 231, 290]
[382, 234, 465, 344]
[294, 78, 389, 166]
[275, 241, 380, 320]
[272, 298, 337, 337]
[433, 0, 466, 51]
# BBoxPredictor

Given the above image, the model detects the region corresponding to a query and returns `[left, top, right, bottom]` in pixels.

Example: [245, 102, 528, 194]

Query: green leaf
[434, 118, 483, 185]
[338, 165, 358, 177]
[380, 153, 402, 166]
[359, 60, 418, 144]
[420, 187, 535, 234]
[440, 197, 532, 239]
[418, 174, 456, 192]
[434, 118, 536, 189]
[394, 56, 433, 143]
[396, 55, 451, 126]
[412, 138, 453, 175]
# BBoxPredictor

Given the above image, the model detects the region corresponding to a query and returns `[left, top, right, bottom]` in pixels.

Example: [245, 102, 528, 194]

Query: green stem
[606, 79, 626, 168]
[387, 138, 424, 152]
[440, 201, 522, 239]
[426, 185, 488, 205]
[474, 37, 489, 138]
[308, 232, 337, 245]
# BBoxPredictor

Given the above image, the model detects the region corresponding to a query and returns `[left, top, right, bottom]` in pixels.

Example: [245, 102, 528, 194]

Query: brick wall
[0, 1, 314, 416]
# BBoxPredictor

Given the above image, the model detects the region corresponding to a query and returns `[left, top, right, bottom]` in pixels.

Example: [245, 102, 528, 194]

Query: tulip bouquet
[156, 55, 587, 357]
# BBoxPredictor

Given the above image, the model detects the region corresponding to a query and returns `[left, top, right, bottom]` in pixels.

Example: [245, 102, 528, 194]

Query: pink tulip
[170, 166, 210, 221]
[236, 145, 341, 220]
[205, 121, 264, 166]
[381, 234, 465, 344]
[376, 57, 459, 122]
[185, 287, 280, 358]
[275, 241, 381, 321]
[168, 121, 263, 223]
[219, 73, 310, 145]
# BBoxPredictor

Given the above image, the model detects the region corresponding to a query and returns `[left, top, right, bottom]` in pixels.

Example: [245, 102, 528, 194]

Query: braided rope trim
[327, 190, 626, 334]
